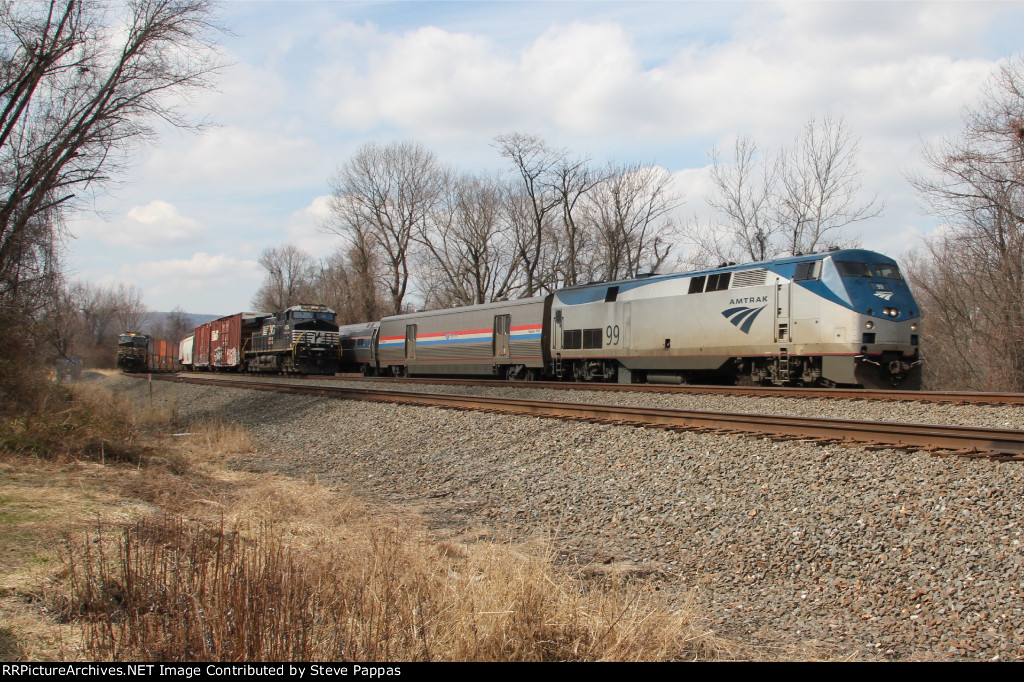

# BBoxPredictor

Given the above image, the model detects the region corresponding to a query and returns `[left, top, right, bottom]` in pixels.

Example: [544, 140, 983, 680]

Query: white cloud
[200, 59, 292, 125]
[133, 252, 260, 283]
[71, 200, 205, 251]
[317, 25, 518, 135]
[69, 251, 263, 314]
[127, 252, 263, 314]
[145, 126, 323, 191]
[284, 195, 342, 256]
[307, 4, 1003, 151]
[127, 200, 204, 244]
[63, 1, 1023, 314]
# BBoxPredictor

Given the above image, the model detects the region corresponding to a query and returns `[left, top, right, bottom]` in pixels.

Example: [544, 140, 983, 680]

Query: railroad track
[153, 374, 1024, 461]
[321, 374, 1024, 405]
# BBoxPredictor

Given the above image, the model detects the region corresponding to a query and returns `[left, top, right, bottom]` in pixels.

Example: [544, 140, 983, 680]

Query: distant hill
[142, 311, 224, 340]
[148, 311, 223, 328]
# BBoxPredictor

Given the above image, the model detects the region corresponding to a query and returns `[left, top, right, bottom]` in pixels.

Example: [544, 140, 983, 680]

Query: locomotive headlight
[865, 320, 874, 329]
[883, 307, 899, 317]
[911, 323, 918, 331]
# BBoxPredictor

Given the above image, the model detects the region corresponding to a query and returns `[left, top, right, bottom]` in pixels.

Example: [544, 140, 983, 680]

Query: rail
[152, 374, 1024, 461]
[323, 376, 1024, 405]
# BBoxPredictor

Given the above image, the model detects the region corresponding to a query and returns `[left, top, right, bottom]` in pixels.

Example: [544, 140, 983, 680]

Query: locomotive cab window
[605, 286, 619, 303]
[872, 264, 904, 280]
[793, 261, 821, 281]
[835, 261, 873, 277]
[688, 276, 706, 294]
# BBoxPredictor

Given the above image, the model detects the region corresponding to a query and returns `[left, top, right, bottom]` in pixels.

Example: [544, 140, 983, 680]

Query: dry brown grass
[0, 381, 173, 466]
[56, 513, 717, 661]
[2, 377, 724, 662]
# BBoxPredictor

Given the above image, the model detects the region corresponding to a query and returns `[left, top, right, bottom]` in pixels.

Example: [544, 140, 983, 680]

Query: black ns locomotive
[116, 331, 149, 372]
[246, 304, 340, 375]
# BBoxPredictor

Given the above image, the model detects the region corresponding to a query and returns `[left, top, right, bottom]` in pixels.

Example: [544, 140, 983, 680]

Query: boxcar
[179, 334, 194, 370]
[194, 312, 268, 371]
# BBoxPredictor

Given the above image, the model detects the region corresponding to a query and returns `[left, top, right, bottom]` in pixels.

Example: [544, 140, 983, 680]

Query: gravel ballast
[110, 375, 1024, 661]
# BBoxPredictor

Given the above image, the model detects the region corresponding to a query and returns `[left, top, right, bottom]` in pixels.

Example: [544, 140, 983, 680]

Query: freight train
[180, 304, 340, 375]
[116, 332, 180, 373]
[338, 249, 922, 389]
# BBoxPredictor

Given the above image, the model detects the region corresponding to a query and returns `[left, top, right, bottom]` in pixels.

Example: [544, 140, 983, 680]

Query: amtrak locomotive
[339, 249, 922, 389]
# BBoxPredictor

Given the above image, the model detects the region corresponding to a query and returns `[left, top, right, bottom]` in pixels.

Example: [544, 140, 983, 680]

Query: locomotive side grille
[292, 330, 340, 346]
[731, 268, 768, 288]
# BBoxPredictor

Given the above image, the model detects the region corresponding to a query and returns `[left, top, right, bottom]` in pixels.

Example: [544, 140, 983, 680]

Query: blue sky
[63, 1, 1024, 315]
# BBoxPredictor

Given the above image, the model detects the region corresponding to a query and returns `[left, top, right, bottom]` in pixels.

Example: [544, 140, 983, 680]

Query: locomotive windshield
[871, 263, 904, 280]
[290, 311, 336, 322]
[118, 334, 146, 346]
[834, 261, 904, 280]
[835, 261, 873, 277]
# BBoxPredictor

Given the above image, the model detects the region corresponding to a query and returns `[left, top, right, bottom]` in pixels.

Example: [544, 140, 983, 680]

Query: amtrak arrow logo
[722, 305, 767, 334]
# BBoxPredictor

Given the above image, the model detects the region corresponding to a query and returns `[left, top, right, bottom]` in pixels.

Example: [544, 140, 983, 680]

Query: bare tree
[776, 116, 880, 254]
[150, 305, 193, 342]
[49, 280, 149, 367]
[306, 245, 385, 325]
[251, 244, 315, 312]
[341, 226, 386, 322]
[327, 141, 446, 315]
[587, 162, 681, 281]
[704, 136, 779, 263]
[0, 0, 219, 410]
[550, 154, 603, 287]
[0, 0, 221, 315]
[40, 273, 78, 360]
[494, 133, 564, 296]
[693, 116, 877, 263]
[908, 57, 1024, 390]
[112, 282, 149, 332]
[417, 173, 522, 307]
